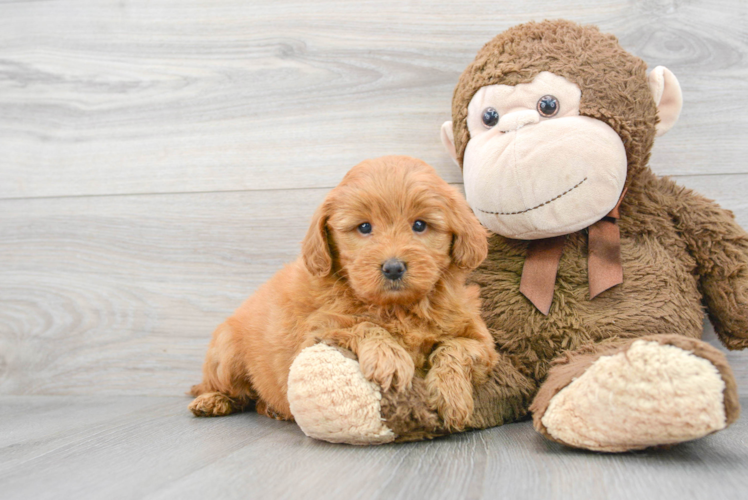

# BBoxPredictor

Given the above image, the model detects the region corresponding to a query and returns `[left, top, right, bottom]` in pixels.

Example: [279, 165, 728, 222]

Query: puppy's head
[302, 156, 488, 306]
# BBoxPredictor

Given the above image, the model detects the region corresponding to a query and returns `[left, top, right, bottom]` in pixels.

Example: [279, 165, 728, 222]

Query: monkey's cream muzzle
[463, 115, 627, 239]
[459, 72, 627, 240]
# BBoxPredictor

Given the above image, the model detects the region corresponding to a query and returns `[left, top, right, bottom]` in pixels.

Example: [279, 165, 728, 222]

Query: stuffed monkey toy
[286, 20, 747, 451]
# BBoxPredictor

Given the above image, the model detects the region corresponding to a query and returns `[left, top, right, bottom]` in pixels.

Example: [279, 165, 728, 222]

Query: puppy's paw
[256, 400, 294, 421]
[189, 392, 236, 417]
[426, 374, 475, 431]
[358, 340, 415, 393]
[471, 350, 498, 386]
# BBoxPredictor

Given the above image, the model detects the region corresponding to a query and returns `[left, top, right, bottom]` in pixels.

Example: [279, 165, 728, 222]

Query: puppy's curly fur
[189, 156, 496, 430]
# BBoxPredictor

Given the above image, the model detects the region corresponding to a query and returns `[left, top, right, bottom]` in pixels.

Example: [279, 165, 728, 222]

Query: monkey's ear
[648, 66, 683, 137]
[301, 202, 333, 277]
[441, 121, 460, 166]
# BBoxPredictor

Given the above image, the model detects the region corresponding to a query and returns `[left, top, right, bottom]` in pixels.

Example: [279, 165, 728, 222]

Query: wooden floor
[1, 394, 746, 500]
[2, 0, 748, 498]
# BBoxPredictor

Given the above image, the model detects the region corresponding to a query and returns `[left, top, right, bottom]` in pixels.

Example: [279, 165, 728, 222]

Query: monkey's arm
[669, 181, 748, 349]
[380, 348, 536, 441]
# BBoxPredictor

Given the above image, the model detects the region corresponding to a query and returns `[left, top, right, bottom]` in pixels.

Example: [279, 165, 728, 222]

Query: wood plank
[0, 395, 746, 500]
[151, 407, 748, 500]
[0, 188, 326, 395]
[0, 396, 294, 499]
[1, 175, 748, 397]
[1, 0, 747, 199]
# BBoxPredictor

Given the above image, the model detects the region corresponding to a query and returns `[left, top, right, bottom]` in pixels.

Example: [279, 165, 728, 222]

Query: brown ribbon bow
[519, 189, 627, 315]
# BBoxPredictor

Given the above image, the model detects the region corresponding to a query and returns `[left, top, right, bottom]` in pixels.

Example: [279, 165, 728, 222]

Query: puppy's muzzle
[381, 258, 406, 281]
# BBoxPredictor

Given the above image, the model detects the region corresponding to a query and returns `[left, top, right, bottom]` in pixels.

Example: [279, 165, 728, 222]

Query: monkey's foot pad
[287, 343, 395, 445]
[541, 340, 728, 452]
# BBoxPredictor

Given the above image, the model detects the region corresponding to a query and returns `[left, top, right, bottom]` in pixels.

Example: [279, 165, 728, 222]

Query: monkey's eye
[481, 107, 499, 128]
[537, 95, 559, 117]
[412, 220, 427, 233]
[357, 222, 372, 235]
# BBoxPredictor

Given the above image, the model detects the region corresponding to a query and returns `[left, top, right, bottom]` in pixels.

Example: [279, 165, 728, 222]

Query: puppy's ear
[301, 202, 333, 277]
[449, 190, 488, 271]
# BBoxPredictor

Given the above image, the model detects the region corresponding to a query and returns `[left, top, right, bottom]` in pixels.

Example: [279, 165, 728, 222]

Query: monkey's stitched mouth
[474, 177, 587, 216]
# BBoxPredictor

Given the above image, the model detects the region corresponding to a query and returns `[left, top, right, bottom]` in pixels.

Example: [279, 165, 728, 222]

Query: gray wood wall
[2, 0, 747, 396]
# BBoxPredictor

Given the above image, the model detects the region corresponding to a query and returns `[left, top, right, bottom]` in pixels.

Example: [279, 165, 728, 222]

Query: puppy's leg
[318, 322, 415, 392]
[189, 392, 244, 417]
[255, 400, 295, 421]
[189, 319, 258, 417]
[426, 337, 497, 431]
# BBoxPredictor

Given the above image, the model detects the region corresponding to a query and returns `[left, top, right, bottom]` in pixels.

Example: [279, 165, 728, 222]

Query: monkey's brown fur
[189, 156, 497, 431]
[376, 20, 746, 441]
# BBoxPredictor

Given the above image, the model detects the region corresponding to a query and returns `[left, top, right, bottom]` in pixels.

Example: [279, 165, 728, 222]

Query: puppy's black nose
[381, 259, 406, 280]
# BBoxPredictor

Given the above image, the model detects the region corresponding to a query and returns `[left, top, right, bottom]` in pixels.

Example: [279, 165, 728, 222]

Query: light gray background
[1, 1, 748, 498]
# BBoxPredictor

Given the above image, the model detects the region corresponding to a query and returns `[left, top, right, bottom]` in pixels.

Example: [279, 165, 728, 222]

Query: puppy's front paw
[357, 340, 415, 392]
[426, 374, 475, 431]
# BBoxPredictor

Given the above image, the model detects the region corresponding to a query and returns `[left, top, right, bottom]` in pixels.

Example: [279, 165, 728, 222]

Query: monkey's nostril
[381, 259, 407, 281]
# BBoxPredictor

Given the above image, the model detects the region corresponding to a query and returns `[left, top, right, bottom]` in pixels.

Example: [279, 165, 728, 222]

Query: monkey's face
[459, 72, 627, 240]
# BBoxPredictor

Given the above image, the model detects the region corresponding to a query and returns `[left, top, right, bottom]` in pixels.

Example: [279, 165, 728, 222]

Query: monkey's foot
[287, 343, 395, 445]
[533, 336, 740, 452]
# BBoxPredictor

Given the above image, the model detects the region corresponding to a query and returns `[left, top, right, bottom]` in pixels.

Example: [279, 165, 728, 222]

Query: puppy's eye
[481, 107, 499, 128]
[357, 222, 372, 235]
[412, 220, 427, 233]
[537, 95, 559, 117]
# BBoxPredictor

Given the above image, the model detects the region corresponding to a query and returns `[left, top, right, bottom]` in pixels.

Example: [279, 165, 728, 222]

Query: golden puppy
[189, 155, 496, 430]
